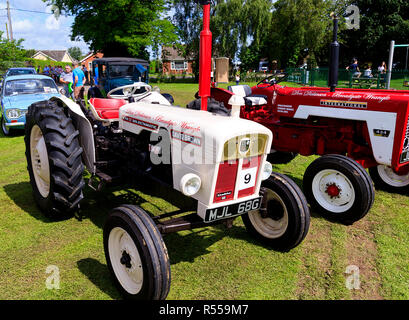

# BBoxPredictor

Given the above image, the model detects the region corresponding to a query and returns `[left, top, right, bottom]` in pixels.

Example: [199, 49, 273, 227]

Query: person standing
[82, 65, 89, 85]
[72, 62, 86, 100]
[60, 65, 73, 98]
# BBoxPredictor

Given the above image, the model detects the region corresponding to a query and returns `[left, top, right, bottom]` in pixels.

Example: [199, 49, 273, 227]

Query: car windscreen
[7, 69, 35, 76]
[108, 64, 147, 81]
[4, 79, 58, 96]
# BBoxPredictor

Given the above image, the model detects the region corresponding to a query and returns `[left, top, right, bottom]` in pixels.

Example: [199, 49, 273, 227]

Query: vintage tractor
[24, 0, 310, 300]
[211, 18, 409, 224]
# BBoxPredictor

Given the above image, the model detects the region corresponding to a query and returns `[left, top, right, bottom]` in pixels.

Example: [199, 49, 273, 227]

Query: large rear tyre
[369, 165, 409, 194]
[24, 100, 85, 219]
[103, 205, 171, 300]
[242, 172, 310, 252]
[303, 154, 374, 224]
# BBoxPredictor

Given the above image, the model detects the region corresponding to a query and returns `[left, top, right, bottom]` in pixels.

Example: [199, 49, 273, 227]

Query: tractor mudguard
[49, 96, 96, 174]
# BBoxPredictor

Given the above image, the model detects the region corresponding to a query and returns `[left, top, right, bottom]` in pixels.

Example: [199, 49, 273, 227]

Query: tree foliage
[44, 0, 177, 58]
[341, 0, 409, 68]
[0, 32, 26, 62]
[68, 46, 82, 61]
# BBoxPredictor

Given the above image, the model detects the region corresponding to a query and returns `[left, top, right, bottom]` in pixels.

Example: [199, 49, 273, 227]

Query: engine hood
[4, 92, 60, 109]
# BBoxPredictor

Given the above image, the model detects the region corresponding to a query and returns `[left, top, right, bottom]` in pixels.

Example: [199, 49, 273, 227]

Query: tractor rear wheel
[242, 172, 310, 251]
[369, 165, 409, 194]
[303, 154, 374, 224]
[104, 205, 171, 300]
[25, 100, 85, 219]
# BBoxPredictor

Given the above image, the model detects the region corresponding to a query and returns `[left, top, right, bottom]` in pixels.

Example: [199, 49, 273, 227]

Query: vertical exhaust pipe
[198, 0, 212, 111]
[328, 14, 339, 92]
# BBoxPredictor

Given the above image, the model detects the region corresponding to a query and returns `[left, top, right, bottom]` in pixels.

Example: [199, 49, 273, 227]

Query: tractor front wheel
[103, 205, 171, 300]
[242, 172, 310, 251]
[303, 154, 374, 224]
[369, 165, 409, 194]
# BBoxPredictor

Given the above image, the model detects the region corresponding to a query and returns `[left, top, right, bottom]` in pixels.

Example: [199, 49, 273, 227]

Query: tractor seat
[227, 85, 268, 107]
[88, 98, 128, 120]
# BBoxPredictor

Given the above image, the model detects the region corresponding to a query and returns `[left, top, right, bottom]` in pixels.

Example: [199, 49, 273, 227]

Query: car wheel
[369, 165, 409, 194]
[104, 205, 171, 300]
[303, 154, 375, 224]
[242, 172, 310, 251]
[1, 116, 11, 136]
[24, 100, 85, 219]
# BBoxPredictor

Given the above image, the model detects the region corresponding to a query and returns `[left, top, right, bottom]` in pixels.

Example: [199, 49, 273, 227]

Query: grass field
[0, 82, 408, 300]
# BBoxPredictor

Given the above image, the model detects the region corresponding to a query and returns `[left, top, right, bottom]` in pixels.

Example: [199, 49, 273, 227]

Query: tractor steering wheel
[107, 82, 152, 99]
[256, 73, 288, 88]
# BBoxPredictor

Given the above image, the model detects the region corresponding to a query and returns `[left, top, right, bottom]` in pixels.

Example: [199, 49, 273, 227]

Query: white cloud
[45, 15, 61, 30]
[12, 20, 34, 32]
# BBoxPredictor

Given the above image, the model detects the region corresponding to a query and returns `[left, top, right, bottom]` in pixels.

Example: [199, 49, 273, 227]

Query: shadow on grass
[77, 258, 122, 300]
[2, 181, 55, 223]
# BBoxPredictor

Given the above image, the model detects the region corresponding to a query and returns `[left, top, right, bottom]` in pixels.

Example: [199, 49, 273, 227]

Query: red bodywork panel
[211, 85, 409, 174]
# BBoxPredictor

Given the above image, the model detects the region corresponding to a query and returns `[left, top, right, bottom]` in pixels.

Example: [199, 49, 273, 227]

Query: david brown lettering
[159, 304, 194, 318]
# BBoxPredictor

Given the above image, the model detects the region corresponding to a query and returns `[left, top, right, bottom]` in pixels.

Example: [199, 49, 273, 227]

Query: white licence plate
[205, 197, 262, 223]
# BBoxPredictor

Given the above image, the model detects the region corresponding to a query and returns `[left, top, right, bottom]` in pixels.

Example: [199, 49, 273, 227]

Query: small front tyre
[242, 172, 310, 251]
[103, 205, 171, 300]
[303, 154, 375, 224]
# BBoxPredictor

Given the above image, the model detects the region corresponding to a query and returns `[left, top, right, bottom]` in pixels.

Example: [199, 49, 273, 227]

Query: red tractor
[211, 73, 409, 223]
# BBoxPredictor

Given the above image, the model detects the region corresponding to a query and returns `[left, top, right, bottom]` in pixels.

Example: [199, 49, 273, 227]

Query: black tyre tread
[104, 205, 171, 300]
[25, 100, 85, 218]
[303, 154, 374, 224]
[369, 165, 409, 194]
[269, 172, 310, 247]
[242, 172, 310, 251]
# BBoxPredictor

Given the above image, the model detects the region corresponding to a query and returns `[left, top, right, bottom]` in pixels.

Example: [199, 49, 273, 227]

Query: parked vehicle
[24, 1, 310, 300]
[88, 57, 150, 98]
[0, 67, 37, 90]
[1, 75, 60, 136]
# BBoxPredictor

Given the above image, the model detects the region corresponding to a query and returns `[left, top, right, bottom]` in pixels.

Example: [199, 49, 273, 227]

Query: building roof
[32, 50, 76, 63]
[162, 46, 194, 61]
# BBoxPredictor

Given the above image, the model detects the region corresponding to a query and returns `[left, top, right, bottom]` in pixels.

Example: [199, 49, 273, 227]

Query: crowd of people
[346, 58, 388, 79]
[37, 63, 89, 100]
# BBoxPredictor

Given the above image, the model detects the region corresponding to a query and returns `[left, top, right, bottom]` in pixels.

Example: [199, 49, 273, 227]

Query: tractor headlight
[6, 109, 21, 119]
[180, 173, 201, 196]
[262, 161, 273, 180]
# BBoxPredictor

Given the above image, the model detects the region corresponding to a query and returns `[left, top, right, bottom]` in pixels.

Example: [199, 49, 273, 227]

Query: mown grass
[0, 81, 408, 300]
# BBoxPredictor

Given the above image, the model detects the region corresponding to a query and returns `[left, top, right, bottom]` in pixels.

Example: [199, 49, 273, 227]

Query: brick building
[161, 46, 194, 75]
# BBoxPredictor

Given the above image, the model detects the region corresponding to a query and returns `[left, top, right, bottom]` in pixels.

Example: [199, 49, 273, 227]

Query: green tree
[68, 46, 82, 61]
[44, 0, 177, 58]
[341, 0, 409, 68]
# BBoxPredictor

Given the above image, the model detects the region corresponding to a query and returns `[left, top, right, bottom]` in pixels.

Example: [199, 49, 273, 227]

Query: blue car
[4, 67, 37, 77]
[1, 75, 61, 136]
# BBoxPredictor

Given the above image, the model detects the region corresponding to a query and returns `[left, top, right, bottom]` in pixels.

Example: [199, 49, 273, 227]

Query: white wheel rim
[377, 165, 409, 187]
[312, 169, 355, 213]
[30, 125, 50, 198]
[248, 189, 289, 239]
[108, 227, 143, 295]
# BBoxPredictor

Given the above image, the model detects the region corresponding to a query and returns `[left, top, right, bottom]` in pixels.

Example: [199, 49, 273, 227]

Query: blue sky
[0, 0, 90, 53]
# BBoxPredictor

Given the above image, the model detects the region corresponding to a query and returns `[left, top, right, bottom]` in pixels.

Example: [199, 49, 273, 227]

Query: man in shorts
[72, 62, 86, 100]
